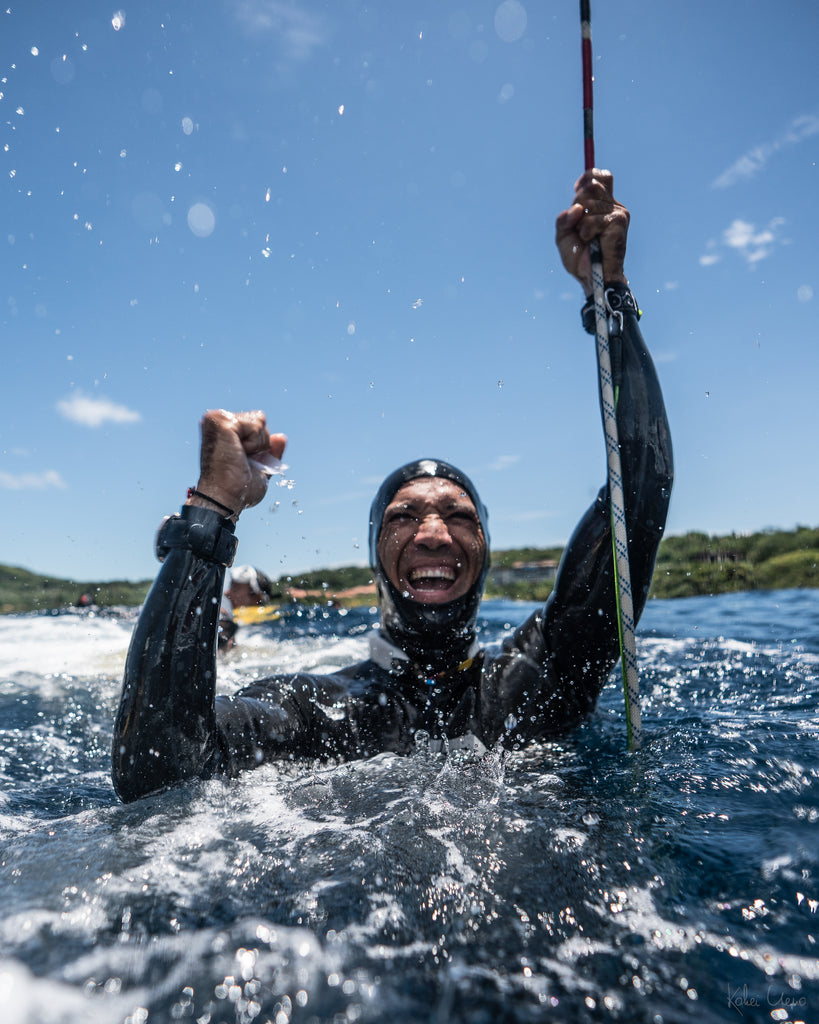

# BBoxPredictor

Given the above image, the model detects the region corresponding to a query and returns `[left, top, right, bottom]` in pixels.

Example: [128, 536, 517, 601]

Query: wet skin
[377, 478, 486, 605]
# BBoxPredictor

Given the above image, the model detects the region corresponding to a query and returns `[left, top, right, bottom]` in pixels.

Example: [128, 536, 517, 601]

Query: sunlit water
[1, 591, 817, 1024]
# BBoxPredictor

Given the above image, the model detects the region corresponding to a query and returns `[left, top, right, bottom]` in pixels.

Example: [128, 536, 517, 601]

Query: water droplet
[414, 729, 430, 753]
[495, 0, 527, 43]
[187, 202, 215, 238]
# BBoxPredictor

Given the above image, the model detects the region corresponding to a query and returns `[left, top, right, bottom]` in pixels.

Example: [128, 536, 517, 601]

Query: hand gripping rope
[580, 0, 642, 749]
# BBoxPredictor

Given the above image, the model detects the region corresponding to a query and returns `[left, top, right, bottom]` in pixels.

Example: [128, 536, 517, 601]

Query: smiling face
[376, 477, 486, 605]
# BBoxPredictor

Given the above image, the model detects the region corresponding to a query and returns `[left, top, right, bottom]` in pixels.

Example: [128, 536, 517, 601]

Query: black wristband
[155, 504, 238, 566]
[581, 283, 641, 336]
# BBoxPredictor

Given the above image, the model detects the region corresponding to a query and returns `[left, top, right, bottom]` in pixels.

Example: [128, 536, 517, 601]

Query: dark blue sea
[1, 590, 817, 1024]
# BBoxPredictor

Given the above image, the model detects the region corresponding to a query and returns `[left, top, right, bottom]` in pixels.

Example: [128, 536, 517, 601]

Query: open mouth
[406, 566, 457, 592]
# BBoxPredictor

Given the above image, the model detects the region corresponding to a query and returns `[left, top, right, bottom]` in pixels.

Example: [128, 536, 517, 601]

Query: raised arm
[485, 171, 673, 737]
[111, 411, 286, 802]
[538, 286, 673, 721]
[547, 170, 673, 661]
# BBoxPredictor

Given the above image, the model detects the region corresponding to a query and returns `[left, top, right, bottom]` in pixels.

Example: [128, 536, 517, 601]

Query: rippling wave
[1, 590, 817, 1023]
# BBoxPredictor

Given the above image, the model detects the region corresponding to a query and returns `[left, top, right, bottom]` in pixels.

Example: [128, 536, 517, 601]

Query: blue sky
[2, 0, 818, 583]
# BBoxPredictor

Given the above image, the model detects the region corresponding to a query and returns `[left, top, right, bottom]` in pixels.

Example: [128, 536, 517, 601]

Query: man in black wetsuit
[112, 170, 673, 803]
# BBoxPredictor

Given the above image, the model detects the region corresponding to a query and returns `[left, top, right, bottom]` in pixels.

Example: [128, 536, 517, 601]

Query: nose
[414, 513, 452, 549]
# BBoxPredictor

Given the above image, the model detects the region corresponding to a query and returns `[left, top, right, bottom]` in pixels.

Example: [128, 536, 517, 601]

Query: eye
[449, 510, 477, 524]
[385, 510, 415, 524]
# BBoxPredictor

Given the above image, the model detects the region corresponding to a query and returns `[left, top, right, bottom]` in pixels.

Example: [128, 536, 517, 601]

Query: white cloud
[0, 469, 67, 491]
[699, 217, 786, 268]
[56, 392, 141, 428]
[712, 113, 819, 188]
[487, 454, 521, 472]
[232, 1, 327, 60]
[724, 217, 785, 264]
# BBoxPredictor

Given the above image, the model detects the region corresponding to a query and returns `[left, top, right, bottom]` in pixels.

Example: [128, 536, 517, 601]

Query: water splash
[1, 593, 818, 1022]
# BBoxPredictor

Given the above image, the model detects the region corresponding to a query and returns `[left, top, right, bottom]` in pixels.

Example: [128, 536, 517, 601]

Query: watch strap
[155, 504, 238, 566]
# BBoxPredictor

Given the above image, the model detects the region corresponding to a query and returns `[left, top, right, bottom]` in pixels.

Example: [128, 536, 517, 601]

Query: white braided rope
[589, 239, 642, 749]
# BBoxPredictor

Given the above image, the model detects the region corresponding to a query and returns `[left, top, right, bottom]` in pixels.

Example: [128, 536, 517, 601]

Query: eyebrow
[384, 499, 477, 515]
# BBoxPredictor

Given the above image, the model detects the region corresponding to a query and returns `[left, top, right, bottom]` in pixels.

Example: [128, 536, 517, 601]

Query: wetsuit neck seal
[368, 458, 490, 674]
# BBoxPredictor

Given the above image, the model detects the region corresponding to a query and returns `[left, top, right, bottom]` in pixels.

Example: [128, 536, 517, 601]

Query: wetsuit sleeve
[482, 305, 673, 740]
[111, 545, 228, 801]
[111, 538, 354, 801]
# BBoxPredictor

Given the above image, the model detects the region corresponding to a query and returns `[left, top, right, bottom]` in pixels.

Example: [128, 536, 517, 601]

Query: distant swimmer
[226, 565, 277, 609]
[112, 169, 673, 802]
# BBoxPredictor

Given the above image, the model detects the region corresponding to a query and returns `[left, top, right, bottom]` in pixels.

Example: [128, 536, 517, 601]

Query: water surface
[1, 591, 817, 1023]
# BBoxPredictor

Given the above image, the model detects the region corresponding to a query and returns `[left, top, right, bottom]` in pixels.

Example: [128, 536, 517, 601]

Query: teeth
[408, 567, 455, 583]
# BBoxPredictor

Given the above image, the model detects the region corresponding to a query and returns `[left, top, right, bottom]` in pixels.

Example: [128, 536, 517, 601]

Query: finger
[590, 168, 614, 194]
[269, 433, 287, 459]
[575, 213, 609, 243]
[574, 192, 616, 220]
[199, 409, 240, 476]
[556, 203, 585, 236]
[200, 408, 237, 443]
[574, 167, 614, 194]
[577, 167, 614, 192]
[236, 410, 271, 456]
[576, 202, 629, 238]
[574, 182, 618, 223]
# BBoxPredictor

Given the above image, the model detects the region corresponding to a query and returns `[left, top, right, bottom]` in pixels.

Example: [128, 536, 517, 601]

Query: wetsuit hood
[368, 459, 490, 671]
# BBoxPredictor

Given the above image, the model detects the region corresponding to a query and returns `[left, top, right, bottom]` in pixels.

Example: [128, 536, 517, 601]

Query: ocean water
[0, 590, 817, 1024]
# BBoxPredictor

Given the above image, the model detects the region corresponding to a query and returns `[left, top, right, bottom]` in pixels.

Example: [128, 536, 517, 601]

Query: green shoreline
[2, 526, 818, 615]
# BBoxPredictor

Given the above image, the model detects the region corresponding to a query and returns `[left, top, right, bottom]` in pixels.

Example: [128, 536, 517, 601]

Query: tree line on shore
[1, 526, 817, 614]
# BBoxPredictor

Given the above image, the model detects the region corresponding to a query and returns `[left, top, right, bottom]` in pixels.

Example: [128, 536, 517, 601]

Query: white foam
[0, 614, 133, 679]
